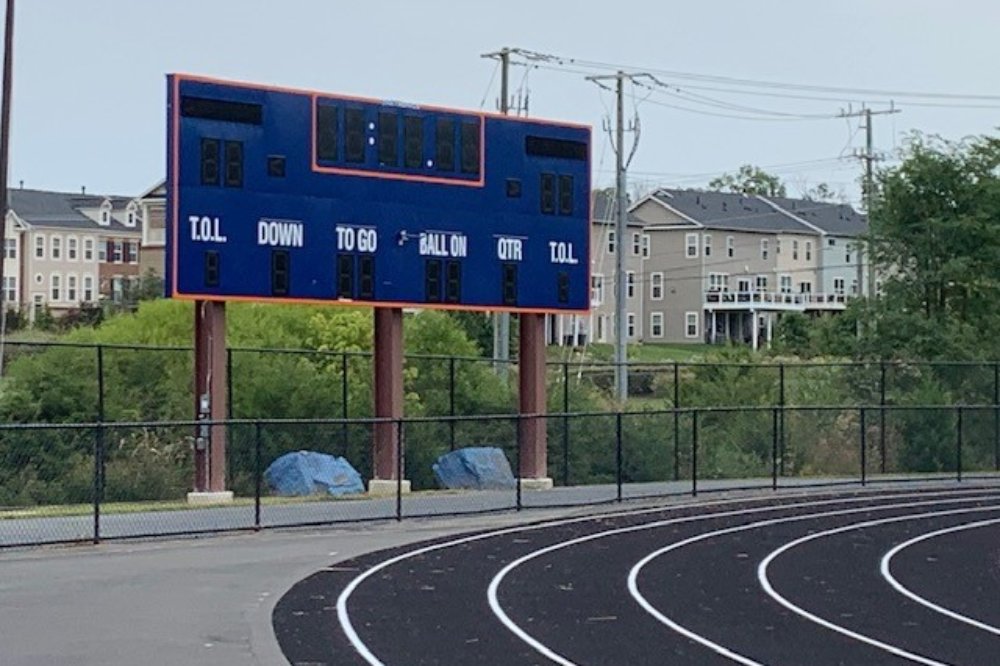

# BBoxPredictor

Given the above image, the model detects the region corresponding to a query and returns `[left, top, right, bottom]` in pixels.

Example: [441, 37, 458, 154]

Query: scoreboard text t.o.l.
[166, 75, 592, 313]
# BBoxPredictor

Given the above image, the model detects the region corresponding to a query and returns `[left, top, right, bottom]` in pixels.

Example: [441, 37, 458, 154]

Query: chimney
[18, 180, 22, 189]
[81, 185, 86, 195]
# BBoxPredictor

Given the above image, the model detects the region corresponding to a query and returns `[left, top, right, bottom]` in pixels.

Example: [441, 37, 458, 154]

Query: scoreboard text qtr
[167, 75, 592, 313]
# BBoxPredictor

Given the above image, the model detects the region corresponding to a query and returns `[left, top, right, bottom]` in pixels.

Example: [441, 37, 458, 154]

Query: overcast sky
[9, 0, 1000, 203]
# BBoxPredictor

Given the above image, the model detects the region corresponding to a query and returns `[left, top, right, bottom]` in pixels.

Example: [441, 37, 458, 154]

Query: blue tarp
[432, 447, 515, 490]
[264, 451, 365, 497]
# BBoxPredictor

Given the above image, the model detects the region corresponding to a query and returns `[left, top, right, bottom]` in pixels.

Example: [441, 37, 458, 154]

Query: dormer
[98, 199, 112, 226]
[125, 199, 140, 228]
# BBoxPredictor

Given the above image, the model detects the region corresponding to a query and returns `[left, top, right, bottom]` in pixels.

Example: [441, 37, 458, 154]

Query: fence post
[691, 410, 698, 497]
[515, 414, 523, 511]
[449, 357, 456, 452]
[226, 348, 234, 419]
[254, 421, 262, 530]
[956, 406, 963, 483]
[616, 411, 623, 502]
[396, 419, 404, 521]
[771, 407, 779, 491]
[96, 344, 105, 423]
[341, 353, 349, 453]
[994, 361, 999, 472]
[673, 362, 680, 482]
[92, 424, 103, 545]
[860, 408, 867, 486]
[880, 360, 887, 474]
[562, 361, 569, 487]
[778, 363, 786, 476]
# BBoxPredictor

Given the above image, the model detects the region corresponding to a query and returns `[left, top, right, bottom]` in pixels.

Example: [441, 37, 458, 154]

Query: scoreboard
[166, 75, 592, 312]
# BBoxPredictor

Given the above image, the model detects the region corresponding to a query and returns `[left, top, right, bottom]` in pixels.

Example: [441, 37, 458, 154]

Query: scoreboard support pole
[518, 313, 553, 490]
[188, 300, 234, 504]
[370, 307, 411, 496]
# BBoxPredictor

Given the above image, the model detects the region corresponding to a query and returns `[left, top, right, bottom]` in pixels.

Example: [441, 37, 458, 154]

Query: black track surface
[274, 486, 1000, 665]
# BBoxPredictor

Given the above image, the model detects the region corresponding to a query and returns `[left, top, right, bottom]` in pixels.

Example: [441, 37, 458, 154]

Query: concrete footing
[186, 491, 235, 505]
[368, 479, 412, 497]
[519, 477, 554, 491]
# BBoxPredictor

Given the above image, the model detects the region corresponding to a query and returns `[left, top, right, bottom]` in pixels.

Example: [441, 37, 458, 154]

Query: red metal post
[373, 307, 404, 479]
[194, 300, 227, 492]
[518, 313, 547, 479]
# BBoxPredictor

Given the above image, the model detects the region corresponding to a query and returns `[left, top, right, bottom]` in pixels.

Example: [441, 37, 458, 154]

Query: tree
[708, 164, 787, 197]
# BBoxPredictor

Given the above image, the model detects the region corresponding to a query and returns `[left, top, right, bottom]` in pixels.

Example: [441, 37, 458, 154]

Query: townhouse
[553, 188, 868, 348]
[3, 188, 143, 320]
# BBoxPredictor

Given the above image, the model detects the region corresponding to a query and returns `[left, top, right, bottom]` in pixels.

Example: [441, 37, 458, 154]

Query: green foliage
[708, 164, 787, 197]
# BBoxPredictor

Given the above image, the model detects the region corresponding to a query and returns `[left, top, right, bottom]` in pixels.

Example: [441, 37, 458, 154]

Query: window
[67, 274, 77, 302]
[460, 120, 480, 175]
[50, 273, 61, 301]
[650, 272, 664, 300]
[378, 111, 398, 167]
[83, 274, 94, 302]
[3, 275, 15, 302]
[596, 315, 606, 342]
[726, 236, 734, 258]
[84, 238, 94, 261]
[828, 238, 837, 246]
[760, 239, 769, 261]
[590, 274, 604, 305]
[833, 277, 845, 295]
[99, 203, 111, 225]
[846, 245, 852, 263]
[112, 276, 124, 303]
[792, 239, 799, 261]
[650, 312, 664, 338]
[98, 241, 107, 262]
[126, 203, 139, 228]
[703, 234, 712, 257]
[126, 241, 138, 264]
[631, 232, 641, 256]
[51, 236, 61, 260]
[799, 281, 812, 294]
[685, 233, 698, 258]
[345, 108, 366, 164]
[67, 236, 78, 261]
[708, 272, 729, 292]
[403, 116, 422, 169]
[780, 274, 792, 294]
[641, 234, 650, 258]
[805, 241, 813, 261]
[606, 230, 616, 254]
[851, 278, 859, 295]
[316, 105, 338, 162]
[755, 275, 768, 292]
[626, 313, 636, 339]
[626, 271, 635, 298]
[685, 312, 699, 339]
[434, 117, 455, 171]
[113, 240, 123, 263]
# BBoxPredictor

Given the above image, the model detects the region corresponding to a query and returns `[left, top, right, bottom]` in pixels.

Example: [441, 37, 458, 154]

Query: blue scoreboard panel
[166, 75, 592, 313]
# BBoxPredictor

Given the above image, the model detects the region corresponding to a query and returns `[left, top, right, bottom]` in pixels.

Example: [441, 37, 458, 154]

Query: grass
[549, 342, 720, 364]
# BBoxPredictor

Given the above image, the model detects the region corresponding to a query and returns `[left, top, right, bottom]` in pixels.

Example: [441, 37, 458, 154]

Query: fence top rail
[1, 403, 997, 431]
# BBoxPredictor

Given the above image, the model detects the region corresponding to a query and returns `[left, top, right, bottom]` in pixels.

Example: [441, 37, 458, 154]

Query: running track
[274, 485, 1000, 665]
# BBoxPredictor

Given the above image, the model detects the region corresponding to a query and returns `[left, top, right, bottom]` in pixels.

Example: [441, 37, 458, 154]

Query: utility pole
[0, 0, 14, 377]
[483, 47, 513, 379]
[587, 71, 641, 403]
[840, 103, 899, 301]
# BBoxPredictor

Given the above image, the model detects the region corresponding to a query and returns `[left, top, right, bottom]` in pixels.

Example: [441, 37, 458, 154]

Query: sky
[8, 0, 1000, 204]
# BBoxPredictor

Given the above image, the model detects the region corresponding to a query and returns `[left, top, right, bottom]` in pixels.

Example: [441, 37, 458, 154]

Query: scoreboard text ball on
[166, 75, 592, 313]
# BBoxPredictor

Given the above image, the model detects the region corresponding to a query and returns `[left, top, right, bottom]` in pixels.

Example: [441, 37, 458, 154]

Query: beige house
[138, 181, 166, 280]
[6, 189, 143, 320]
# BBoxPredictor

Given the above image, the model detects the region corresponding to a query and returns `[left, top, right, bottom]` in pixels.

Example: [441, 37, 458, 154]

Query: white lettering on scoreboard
[419, 231, 467, 258]
[496, 237, 523, 261]
[336, 225, 378, 253]
[257, 218, 304, 247]
[189, 215, 228, 243]
[549, 241, 578, 264]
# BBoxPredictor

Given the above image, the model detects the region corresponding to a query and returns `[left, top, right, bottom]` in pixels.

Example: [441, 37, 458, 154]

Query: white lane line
[487, 493, 1000, 666]
[335, 487, 995, 666]
[626, 500, 1000, 666]
[757, 506, 1000, 666]
[881, 517, 1000, 636]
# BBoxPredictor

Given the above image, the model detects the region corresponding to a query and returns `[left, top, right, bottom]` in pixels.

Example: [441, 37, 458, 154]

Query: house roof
[646, 188, 867, 236]
[9, 188, 139, 233]
[591, 189, 643, 226]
